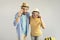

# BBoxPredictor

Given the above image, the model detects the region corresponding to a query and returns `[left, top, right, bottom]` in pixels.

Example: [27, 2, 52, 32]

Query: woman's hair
[32, 11, 41, 18]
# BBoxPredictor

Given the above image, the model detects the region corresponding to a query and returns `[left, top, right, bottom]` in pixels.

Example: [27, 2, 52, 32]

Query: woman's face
[32, 12, 39, 18]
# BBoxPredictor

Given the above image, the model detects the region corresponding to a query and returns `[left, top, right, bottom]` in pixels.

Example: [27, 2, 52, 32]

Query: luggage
[45, 37, 56, 40]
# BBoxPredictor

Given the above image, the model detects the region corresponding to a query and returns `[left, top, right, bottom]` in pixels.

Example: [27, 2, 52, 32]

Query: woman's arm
[41, 18, 46, 29]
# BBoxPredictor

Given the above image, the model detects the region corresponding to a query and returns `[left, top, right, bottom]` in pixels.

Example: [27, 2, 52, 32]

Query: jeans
[31, 36, 40, 40]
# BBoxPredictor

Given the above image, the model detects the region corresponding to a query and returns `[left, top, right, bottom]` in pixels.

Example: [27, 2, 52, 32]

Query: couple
[14, 2, 45, 40]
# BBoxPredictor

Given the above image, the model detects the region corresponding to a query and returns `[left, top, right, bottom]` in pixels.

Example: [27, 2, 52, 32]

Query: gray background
[0, 0, 60, 40]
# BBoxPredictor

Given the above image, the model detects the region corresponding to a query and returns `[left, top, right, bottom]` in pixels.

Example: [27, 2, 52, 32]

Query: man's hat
[21, 2, 29, 8]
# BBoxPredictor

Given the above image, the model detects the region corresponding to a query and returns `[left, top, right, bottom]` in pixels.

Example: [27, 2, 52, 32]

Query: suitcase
[45, 37, 56, 40]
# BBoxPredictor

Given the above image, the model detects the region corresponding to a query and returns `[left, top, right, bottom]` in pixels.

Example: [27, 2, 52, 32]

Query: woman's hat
[33, 8, 40, 12]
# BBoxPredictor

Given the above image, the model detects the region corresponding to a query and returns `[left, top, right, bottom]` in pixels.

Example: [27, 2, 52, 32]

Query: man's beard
[23, 12, 27, 15]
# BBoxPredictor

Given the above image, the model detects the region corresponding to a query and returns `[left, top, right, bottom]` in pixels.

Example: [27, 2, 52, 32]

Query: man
[14, 2, 30, 40]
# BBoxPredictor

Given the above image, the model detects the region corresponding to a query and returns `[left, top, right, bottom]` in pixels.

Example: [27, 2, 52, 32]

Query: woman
[30, 8, 46, 40]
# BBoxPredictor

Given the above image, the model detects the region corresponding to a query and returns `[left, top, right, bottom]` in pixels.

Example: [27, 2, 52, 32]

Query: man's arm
[13, 9, 23, 26]
[13, 13, 20, 27]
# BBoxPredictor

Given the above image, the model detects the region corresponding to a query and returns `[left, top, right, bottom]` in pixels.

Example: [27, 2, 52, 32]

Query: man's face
[22, 7, 29, 13]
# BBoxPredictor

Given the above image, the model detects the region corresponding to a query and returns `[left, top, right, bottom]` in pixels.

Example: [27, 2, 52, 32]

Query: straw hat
[21, 2, 29, 8]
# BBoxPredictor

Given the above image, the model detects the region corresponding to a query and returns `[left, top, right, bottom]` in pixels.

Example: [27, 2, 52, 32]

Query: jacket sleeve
[25, 13, 30, 36]
[13, 13, 19, 27]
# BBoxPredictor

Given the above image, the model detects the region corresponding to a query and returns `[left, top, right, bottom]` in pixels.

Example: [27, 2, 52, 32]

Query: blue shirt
[21, 15, 27, 34]
[14, 12, 30, 36]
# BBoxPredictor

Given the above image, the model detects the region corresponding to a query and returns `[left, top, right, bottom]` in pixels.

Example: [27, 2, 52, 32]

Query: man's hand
[18, 9, 23, 17]
[22, 35, 27, 40]
[16, 9, 23, 22]
[16, 17, 20, 22]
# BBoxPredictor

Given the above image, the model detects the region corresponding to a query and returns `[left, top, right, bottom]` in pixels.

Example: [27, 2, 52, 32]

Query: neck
[32, 16, 37, 19]
[23, 12, 28, 15]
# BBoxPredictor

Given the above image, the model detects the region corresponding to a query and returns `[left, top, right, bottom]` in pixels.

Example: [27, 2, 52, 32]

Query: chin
[23, 12, 27, 13]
